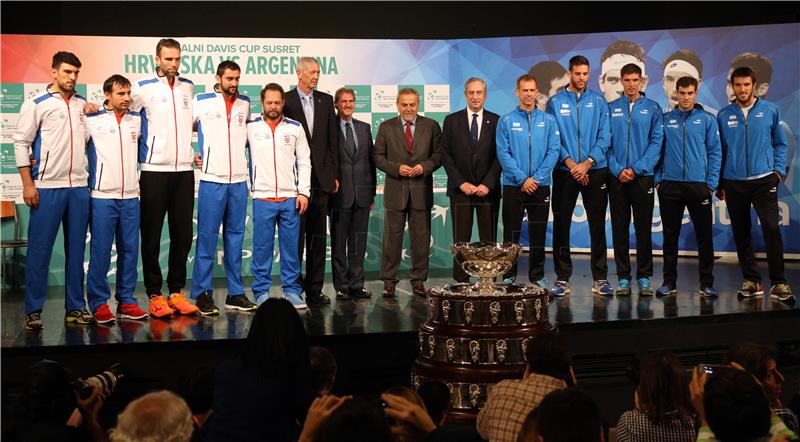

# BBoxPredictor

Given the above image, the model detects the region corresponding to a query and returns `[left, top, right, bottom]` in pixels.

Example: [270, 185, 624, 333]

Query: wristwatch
[587, 157, 596, 166]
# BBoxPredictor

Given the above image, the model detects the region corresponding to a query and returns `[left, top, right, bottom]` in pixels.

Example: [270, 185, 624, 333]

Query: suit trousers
[298, 189, 329, 296]
[140, 170, 195, 296]
[501, 186, 550, 282]
[609, 175, 655, 281]
[552, 168, 609, 282]
[657, 181, 714, 287]
[450, 193, 499, 282]
[380, 205, 431, 287]
[722, 174, 785, 285]
[330, 203, 371, 291]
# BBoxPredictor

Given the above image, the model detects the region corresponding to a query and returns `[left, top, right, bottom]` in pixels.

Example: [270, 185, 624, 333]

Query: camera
[76, 363, 123, 400]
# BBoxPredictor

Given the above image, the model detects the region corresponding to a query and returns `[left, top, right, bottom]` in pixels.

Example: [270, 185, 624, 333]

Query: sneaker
[617, 279, 631, 296]
[699, 286, 719, 298]
[92, 304, 116, 324]
[592, 280, 614, 296]
[737, 280, 764, 298]
[656, 283, 677, 296]
[552, 280, 570, 297]
[117, 303, 148, 320]
[25, 311, 43, 331]
[502, 277, 516, 285]
[225, 295, 257, 312]
[149, 295, 174, 318]
[533, 278, 548, 290]
[196, 292, 220, 316]
[637, 278, 653, 296]
[168, 292, 200, 315]
[285, 292, 308, 310]
[769, 283, 795, 303]
[65, 308, 94, 325]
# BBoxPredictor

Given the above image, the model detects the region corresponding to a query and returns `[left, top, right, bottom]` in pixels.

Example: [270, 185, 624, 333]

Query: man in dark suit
[283, 57, 340, 305]
[375, 88, 442, 297]
[330, 87, 376, 300]
[441, 77, 501, 282]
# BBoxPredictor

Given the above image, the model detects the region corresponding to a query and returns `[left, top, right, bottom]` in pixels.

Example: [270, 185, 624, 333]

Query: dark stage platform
[3, 255, 800, 427]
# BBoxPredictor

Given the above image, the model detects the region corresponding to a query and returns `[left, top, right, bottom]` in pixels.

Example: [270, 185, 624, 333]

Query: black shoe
[412, 284, 427, 297]
[349, 288, 372, 299]
[306, 292, 331, 305]
[196, 292, 220, 316]
[335, 290, 351, 300]
[225, 295, 257, 312]
[382, 286, 396, 298]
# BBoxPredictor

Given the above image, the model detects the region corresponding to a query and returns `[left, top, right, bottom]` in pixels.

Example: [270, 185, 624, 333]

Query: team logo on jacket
[130, 131, 138, 142]
[640, 109, 649, 115]
[284, 135, 291, 144]
[237, 114, 244, 125]
[183, 95, 190, 108]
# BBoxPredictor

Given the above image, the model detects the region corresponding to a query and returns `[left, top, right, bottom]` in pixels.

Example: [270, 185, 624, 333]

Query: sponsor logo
[669, 119, 677, 124]
[585, 102, 594, 108]
[755, 112, 764, 118]
[727, 121, 738, 127]
[612, 112, 623, 117]
[512, 122, 521, 127]
[693, 119, 703, 125]
[537, 122, 545, 127]
[561, 103, 569, 108]
[614, 108, 622, 112]
[511, 127, 523, 132]
[729, 115, 737, 120]
[559, 109, 571, 116]
[640, 109, 649, 115]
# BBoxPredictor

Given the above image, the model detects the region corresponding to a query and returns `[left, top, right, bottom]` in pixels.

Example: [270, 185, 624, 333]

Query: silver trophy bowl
[451, 241, 522, 293]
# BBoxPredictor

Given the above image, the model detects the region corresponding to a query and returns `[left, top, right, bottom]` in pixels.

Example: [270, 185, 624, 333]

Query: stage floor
[2, 255, 798, 348]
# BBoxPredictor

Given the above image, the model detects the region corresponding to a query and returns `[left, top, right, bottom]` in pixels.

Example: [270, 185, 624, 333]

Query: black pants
[657, 180, 714, 287]
[723, 174, 785, 285]
[501, 186, 550, 282]
[450, 193, 499, 282]
[330, 203, 370, 291]
[552, 168, 609, 281]
[298, 189, 330, 297]
[140, 170, 195, 296]
[609, 175, 655, 281]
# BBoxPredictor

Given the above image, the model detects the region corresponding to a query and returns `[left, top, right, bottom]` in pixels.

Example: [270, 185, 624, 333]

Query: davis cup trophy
[412, 241, 556, 423]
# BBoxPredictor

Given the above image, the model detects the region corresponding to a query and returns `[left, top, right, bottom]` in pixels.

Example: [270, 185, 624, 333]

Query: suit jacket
[283, 88, 340, 193]
[331, 117, 376, 209]
[441, 108, 501, 199]
[374, 115, 442, 210]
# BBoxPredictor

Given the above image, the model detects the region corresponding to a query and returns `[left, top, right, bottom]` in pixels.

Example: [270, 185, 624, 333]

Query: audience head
[525, 333, 572, 383]
[383, 386, 427, 442]
[726, 343, 784, 406]
[703, 367, 771, 442]
[178, 366, 215, 418]
[109, 390, 194, 442]
[536, 388, 602, 442]
[22, 359, 76, 423]
[316, 396, 393, 442]
[310, 346, 338, 396]
[636, 351, 694, 424]
[417, 380, 451, 425]
[517, 407, 541, 442]
[241, 298, 310, 381]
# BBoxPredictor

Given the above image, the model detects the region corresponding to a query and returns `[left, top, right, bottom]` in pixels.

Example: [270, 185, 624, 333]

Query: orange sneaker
[168, 293, 200, 315]
[149, 295, 174, 318]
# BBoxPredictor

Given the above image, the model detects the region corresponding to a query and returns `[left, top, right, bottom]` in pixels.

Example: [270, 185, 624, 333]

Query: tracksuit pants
[501, 186, 550, 282]
[450, 193, 499, 282]
[251, 198, 302, 299]
[722, 174, 786, 285]
[24, 187, 89, 314]
[657, 180, 714, 287]
[190, 181, 248, 299]
[609, 175, 655, 281]
[87, 198, 140, 311]
[552, 168, 609, 282]
[139, 170, 195, 297]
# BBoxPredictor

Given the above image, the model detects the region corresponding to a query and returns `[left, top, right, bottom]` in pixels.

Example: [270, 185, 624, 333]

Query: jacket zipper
[118, 121, 125, 197]
[204, 144, 212, 173]
[681, 111, 687, 181]
[97, 164, 104, 191]
[527, 111, 533, 178]
[66, 100, 74, 187]
[39, 151, 51, 180]
[626, 99, 633, 168]
[227, 111, 232, 183]
[147, 136, 156, 163]
[575, 93, 581, 161]
[171, 83, 179, 170]
[743, 107, 750, 177]
[272, 124, 279, 198]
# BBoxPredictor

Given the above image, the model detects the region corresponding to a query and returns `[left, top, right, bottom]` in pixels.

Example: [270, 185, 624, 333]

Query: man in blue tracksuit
[190, 61, 256, 315]
[496, 74, 561, 288]
[717, 66, 793, 303]
[655, 76, 721, 297]
[607, 64, 664, 296]
[546, 55, 612, 296]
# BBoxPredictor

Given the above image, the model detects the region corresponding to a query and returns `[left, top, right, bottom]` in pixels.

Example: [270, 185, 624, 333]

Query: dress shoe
[412, 284, 427, 297]
[382, 286, 396, 298]
[335, 290, 351, 300]
[306, 292, 331, 305]
[349, 288, 372, 299]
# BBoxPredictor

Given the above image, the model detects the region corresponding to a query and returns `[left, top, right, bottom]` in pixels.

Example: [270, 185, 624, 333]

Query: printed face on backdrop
[396, 92, 419, 123]
[676, 84, 697, 111]
[464, 80, 487, 113]
[262, 90, 284, 121]
[569, 64, 590, 92]
[297, 61, 321, 92]
[105, 82, 132, 112]
[599, 54, 648, 102]
[156, 46, 181, 78]
[52, 63, 80, 94]
[516, 79, 538, 110]
[216, 68, 240, 98]
[335, 91, 355, 120]
[535, 74, 570, 111]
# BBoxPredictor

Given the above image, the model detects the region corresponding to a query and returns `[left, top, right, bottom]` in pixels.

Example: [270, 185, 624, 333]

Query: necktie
[344, 122, 356, 157]
[303, 95, 314, 137]
[471, 113, 479, 145]
[405, 121, 414, 155]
